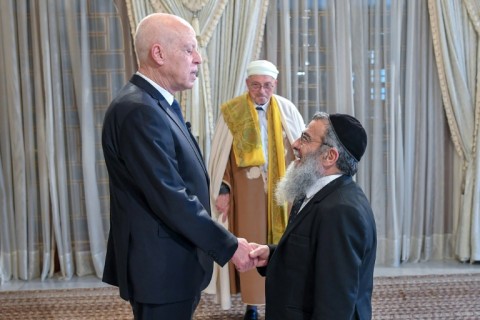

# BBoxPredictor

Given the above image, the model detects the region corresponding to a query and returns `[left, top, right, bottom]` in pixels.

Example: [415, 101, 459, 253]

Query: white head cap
[246, 60, 279, 79]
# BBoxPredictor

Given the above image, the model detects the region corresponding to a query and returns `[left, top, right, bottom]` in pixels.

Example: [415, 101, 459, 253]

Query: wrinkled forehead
[306, 118, 329, 140]
[247, 74, 276, 83]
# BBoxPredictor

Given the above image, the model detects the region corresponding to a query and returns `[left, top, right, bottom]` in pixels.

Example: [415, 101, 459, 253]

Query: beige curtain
[0, 0, 132, 282]
[428, 0, 480, 262]
[264, 0, 456, 266]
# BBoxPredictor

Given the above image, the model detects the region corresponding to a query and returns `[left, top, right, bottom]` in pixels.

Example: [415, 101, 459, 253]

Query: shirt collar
[305, 174, 343, 200]
[136, 72, 174, 105]
[255, 101, 270, 112]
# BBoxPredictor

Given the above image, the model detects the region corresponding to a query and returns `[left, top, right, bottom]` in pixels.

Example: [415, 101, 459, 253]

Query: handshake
[230, 238, 270, 272]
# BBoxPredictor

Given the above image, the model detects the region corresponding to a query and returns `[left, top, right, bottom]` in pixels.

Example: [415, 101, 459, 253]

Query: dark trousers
[129, 294, 200, 320]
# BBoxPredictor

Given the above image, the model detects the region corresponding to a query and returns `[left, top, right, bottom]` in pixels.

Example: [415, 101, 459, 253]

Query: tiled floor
[1, 260, 479, 292]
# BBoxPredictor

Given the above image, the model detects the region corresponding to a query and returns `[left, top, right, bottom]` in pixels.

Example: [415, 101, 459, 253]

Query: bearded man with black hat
[249, 112, 377, 320]
[206, 60, 305, 319]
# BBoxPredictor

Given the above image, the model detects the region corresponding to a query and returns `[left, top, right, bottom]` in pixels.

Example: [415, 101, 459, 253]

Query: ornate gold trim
[427, 0, 465, 159]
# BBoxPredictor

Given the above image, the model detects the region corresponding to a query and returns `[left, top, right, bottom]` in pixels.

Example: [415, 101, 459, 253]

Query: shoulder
[220, 93, 248, 115]
[221, 93, 247, 108]
[273, 94, 301, 118]
[273, 94, 295, 108]
[324, 181, 373, 221]
[272, 95, 305, 137]
[107, 93, 159, 121]
[105, 88, 169, 135]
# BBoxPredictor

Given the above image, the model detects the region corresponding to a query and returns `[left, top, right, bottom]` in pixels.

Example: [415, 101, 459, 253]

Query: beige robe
[224, 133, 295, 305]
[204, 94, 305, 309]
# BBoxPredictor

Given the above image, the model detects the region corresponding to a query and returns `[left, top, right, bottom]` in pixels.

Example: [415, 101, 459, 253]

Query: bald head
[133, 13, 201, 94]
[134, 13, 194, 67]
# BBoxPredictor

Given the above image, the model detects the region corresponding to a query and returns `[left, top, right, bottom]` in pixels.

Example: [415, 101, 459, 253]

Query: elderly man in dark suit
[249, 112, 377, 320]
[101, 13, 254, 320]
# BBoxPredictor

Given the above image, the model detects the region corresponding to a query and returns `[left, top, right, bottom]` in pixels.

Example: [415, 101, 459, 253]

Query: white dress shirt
[136, 72, 174, 105]
[298, 174, 343, 212]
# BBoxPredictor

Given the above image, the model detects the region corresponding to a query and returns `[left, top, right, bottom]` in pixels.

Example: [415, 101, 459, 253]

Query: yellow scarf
[221, 93, 288, 243]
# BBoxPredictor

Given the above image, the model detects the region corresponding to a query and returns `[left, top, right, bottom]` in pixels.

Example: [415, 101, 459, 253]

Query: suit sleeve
[119, 103, 237, 266]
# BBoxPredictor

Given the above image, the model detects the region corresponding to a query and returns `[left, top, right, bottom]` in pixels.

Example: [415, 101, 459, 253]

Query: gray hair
[311, 112, 359, 176]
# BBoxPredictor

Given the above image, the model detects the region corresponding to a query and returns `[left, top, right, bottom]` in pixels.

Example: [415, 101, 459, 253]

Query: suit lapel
[129, 75, 208, 175]
[279, 175, 353, 244]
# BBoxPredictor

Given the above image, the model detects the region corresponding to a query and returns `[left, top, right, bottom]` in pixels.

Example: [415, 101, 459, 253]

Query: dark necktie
[171, 99, 186, 125]
[288, 195, 306, 224]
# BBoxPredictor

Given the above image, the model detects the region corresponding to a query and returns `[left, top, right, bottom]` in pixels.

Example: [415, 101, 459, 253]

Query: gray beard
[275, 151, 324, 204]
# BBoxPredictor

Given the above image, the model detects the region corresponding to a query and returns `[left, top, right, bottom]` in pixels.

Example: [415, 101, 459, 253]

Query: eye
[264, 83, 274, 89]
[249, 82, 274, 90]
[300, 132, 310, 143]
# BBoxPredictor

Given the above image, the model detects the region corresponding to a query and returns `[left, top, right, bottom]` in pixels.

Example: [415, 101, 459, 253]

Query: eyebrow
[301, 131, 312, 138]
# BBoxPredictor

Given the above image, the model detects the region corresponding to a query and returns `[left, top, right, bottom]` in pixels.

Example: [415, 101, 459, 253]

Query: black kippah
[329, 114, 367, 161]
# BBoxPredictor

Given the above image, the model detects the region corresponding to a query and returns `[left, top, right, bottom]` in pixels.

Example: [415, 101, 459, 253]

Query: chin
[254, 98, 268, 105]
[184, 82, 195, 89]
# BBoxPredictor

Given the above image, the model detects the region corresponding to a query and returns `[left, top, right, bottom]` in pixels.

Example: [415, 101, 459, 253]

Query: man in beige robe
[206, 60, 305, 319]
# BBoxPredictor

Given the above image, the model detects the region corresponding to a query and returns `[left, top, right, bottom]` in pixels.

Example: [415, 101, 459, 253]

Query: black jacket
[102, 75, 237, 304]
[259, 175, 377, 319]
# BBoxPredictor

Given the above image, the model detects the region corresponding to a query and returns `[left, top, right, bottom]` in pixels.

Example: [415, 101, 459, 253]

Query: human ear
[151, 44, 165, 65]
[323, 147, 339, 165]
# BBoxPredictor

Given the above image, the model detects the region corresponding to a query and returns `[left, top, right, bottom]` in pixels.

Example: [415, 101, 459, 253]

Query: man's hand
[231, 238, 257, 272]
[249, 243, 270, 267]
[215, 194, 230, 223]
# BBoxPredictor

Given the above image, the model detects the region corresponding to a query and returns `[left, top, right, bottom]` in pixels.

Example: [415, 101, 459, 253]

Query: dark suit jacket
[101, 75, 237, 304]
[259, 175, 377, 320]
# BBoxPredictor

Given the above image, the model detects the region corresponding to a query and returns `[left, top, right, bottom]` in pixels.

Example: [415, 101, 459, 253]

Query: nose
[194, 49, 202, 64]
[292, 138, 301, 150]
